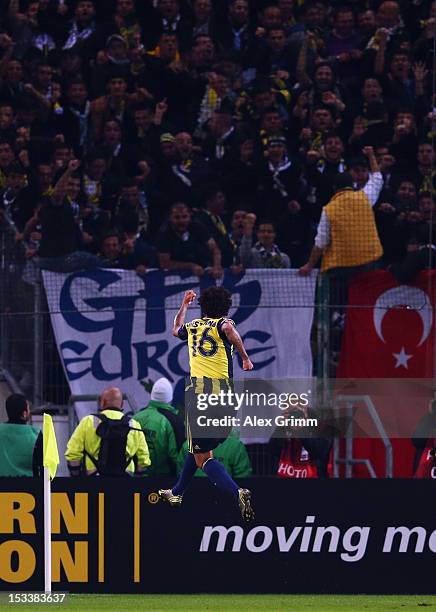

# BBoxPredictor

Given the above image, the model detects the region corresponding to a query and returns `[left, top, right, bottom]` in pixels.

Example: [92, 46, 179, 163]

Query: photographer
[268, 405, 331, 479]
[412, 395, 436, 478]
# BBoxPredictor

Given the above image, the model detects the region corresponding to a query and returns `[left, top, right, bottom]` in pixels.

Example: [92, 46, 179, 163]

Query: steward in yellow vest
[321, 187, 382, 272]
[65, 387, 150, 476]
[299, 161, 383, 277]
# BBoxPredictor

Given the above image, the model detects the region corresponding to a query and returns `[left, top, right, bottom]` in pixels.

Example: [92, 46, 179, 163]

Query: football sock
[172, 453, 197, 496]
[202, 458, 239, 497]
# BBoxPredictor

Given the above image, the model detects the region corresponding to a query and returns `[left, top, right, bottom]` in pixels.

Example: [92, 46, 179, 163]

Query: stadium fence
[1, 213, 435, 477]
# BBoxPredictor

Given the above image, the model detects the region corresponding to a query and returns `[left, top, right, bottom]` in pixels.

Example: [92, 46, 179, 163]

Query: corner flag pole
[42, 414, 60, 593]
[43, 465, 52, 592]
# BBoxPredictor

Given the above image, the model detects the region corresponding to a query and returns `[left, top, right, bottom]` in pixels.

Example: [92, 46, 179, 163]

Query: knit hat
[106, 34, 127, 48]
[349, 155, 369, 169]
[151, 378, 173, 404]
[267, 136, 287, 148]
[333, 172, 354, 192]
[160, 132, 175, 143]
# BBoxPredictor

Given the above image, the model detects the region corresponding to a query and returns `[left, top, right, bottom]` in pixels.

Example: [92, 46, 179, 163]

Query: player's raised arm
[172, 290, 196, 337]
[222, 321, 254, 371]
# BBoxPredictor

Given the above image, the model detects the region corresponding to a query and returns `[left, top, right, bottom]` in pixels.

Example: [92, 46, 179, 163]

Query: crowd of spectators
[0, 0, 435, 277]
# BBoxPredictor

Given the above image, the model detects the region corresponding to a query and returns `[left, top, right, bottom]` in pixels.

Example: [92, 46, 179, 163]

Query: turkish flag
[336, 270, 436, 477]
[338, 270, 435, 378]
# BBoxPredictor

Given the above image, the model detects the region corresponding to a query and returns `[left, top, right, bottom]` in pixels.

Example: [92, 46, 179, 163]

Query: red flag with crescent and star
[338, 270, 435, 378]
[336, 270, 436, 477]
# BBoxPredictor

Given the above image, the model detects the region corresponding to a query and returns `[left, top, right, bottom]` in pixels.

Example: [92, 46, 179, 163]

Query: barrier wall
[0, 478, 435, 594]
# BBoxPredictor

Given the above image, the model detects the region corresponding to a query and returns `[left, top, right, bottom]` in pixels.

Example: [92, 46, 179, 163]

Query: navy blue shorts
[185, 381, 232, 453]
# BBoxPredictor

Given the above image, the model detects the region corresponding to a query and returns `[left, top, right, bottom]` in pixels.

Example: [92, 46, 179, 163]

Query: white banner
[42, 269, 317, 420]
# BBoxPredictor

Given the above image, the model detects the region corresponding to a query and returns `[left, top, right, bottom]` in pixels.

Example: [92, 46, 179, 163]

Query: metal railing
[332, 396, 393, 479]
[0, 214, 72, 409]
[1, 216, 38, 406]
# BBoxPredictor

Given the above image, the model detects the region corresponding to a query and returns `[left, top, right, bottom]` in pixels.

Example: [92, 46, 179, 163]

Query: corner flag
[43, 413, 59, 480]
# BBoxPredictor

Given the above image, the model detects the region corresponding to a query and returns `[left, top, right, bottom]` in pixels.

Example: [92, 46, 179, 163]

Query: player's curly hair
[198, 286, 232, 319]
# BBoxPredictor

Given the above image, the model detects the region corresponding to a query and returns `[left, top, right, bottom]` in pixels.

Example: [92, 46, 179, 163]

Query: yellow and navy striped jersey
[178, 317, 234, 379]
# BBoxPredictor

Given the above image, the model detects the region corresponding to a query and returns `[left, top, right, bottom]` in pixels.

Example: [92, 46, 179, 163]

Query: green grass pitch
[2, 595, 436, 611]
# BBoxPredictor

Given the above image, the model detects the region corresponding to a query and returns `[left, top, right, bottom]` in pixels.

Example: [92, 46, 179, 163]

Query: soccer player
[158, 286, 255, 521]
